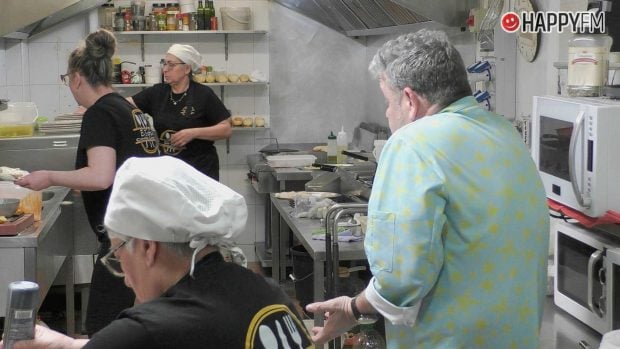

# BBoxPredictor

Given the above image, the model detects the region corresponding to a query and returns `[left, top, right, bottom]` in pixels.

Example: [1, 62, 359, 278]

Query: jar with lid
[98, 4, 116, 30]
[114, 12, 125, 32]
[167, 10, 179, 30]
[567, 28, 613, 97]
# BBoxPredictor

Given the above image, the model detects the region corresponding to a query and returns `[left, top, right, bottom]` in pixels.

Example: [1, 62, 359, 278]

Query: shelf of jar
[232, 126, 270, 131]
[113, 30, 267, 35]
[554, 62, 620, 69]
[113, 82, 269, 88]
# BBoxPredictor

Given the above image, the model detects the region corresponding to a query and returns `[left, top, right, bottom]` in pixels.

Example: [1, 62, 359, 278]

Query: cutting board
[0, 214, 34, 236]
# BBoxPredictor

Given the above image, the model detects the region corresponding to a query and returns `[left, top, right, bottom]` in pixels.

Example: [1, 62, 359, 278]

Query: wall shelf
[114, 30, 267, 35]
[112, 82, 268, 88]
[114, 30, 267, 60]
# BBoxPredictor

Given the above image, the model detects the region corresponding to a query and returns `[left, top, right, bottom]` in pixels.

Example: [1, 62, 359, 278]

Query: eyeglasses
[100, 238, 132, 277]
[162, 61, 186, 69]
[60, 73, 70, 86]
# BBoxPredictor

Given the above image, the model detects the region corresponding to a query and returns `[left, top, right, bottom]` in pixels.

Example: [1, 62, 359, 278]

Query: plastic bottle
[327, 131, 337, 164]
[337, 126, 348, 164]
[352, 323, 386, 349]
[567, 28, 612, 97]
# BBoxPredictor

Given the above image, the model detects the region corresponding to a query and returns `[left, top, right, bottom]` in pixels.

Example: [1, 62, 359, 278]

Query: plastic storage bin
[220, 7, 251, 30]
[0, 102, 38, 138]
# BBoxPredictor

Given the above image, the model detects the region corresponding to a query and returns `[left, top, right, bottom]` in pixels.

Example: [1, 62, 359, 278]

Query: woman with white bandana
[1, 156, 313, 349]
[128, 44, 231, 180]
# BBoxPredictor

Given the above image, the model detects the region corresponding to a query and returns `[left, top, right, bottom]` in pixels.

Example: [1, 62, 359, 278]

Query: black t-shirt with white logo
[76, 92, 160, 238]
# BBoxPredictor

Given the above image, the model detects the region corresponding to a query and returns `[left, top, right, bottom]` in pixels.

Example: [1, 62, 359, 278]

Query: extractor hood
[0, 0, 108, 39]
[272, 0, 471, 36]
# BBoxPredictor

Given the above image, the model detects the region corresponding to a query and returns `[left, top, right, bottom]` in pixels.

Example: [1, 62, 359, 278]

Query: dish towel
[548, 198, 620, 228]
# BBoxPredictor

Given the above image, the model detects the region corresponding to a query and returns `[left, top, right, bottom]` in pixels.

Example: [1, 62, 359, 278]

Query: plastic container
[220, 7, 251, 30]
[337, 126, 348, 164]
[567, 30, 613, 97]
[266, 154, 316, 168]
[327, 131, 337, 163]
[0, 102, 38, 138]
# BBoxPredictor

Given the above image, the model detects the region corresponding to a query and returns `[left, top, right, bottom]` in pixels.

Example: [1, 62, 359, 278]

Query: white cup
[373, 140, 387, 162]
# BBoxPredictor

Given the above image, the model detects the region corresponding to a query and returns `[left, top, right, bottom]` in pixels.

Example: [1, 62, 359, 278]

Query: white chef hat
[104, 156, 247, 275]
[167, 44, 203, 73]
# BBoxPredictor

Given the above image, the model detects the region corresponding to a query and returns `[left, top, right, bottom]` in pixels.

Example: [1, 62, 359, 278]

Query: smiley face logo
[501, 12, 520, 33]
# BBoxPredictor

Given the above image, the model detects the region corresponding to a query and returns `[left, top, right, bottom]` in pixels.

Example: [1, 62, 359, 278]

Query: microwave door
[568, 111, 591, 209]
[605, 248, 620, 330]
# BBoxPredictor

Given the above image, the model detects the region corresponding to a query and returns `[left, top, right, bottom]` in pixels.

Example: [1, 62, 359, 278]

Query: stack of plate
[38, 114, 82, 133]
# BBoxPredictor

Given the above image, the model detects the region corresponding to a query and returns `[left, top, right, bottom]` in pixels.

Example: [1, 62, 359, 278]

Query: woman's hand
[170, 128, 197, 148]
[0, 325, 84, 349]
[305, 296, 358, 344]
[15, 171, 52, 191]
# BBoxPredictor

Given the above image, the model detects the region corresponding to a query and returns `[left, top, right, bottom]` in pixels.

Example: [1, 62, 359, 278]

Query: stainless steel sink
[42, 191, 55, 201]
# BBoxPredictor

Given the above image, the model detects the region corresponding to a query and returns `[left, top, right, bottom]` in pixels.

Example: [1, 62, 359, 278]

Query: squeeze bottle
[327, 131, 337, 164]
[337, 126, 348, 164]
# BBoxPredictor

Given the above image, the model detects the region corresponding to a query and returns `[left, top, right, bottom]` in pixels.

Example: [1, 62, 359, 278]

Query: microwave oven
[554, 221, 620, 334]
[532, 96, 620, 217]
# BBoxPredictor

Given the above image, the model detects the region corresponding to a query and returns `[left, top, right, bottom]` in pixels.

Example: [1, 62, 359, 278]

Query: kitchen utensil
[0, 198, 20, 216]
[283, 315, 303, 349]
[275, 320, 292, 349]
[259, 325, 278, 348]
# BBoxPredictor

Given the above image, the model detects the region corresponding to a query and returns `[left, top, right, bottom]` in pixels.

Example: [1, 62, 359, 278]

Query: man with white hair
[2, 156, 311, 349]
[127, 44, 232, 180]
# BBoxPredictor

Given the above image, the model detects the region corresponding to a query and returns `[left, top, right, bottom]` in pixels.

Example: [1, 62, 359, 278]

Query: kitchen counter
[0, 186, 75, 335]
[541, 295, 602, 348]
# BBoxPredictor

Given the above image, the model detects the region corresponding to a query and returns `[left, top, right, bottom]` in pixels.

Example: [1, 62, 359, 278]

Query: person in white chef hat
[1, 156, 311, 349]
[127, 43, 232, 181]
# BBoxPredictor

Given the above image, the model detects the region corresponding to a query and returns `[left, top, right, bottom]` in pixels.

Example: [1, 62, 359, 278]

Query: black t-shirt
[76, 92, 160, 237]
[131, 81, 230, 180]
[85, 252, 313, 349]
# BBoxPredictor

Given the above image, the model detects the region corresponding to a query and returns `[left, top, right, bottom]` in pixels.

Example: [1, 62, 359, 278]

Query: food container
[0, 198, 20, 216]
[266, 155, 316, 168]
[0, 102, 38, 138]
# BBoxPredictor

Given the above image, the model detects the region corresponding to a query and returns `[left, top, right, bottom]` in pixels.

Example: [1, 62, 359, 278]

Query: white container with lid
[567, 30, 613, 97]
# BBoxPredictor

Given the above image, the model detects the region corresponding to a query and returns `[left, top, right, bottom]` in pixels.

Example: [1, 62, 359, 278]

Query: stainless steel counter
[541, 295, 602, 348]
[0, 186, 75, 335]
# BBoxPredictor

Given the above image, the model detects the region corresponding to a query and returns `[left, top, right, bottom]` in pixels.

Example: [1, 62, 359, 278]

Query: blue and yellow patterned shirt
[365, 96, 549, 348]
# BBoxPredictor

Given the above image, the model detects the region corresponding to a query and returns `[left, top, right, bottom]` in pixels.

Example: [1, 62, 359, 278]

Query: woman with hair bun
[16, 29, 160, 336]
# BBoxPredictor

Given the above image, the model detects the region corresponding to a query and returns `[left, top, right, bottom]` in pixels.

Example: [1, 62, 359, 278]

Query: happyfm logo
[500, 10, 605, 33]
[501, 12, 520, 33]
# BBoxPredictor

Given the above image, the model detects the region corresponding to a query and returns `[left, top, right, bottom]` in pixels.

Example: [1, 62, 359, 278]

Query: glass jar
[567, 30, 613, 97]
[166, 11, 179, 30]
[98, 4, 116, 30]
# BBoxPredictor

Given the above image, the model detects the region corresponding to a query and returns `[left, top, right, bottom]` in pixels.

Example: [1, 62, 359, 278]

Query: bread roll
[228, 74, 239, 83]
[239, 74, 250, 82]
[254, 117, 265, 127]
[242, 117, 253, 127]
[216, 74, 228, 83]
[232, 116, 243, 126]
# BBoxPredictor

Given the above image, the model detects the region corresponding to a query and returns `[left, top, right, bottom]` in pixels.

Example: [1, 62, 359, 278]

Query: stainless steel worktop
[541, 295, 602, 348]
[0, 186, 75, 335]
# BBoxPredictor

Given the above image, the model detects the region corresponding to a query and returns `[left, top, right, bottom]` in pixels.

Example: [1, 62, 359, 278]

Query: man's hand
[305, 296, 358, 344]
[0, 325, 84, 349]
